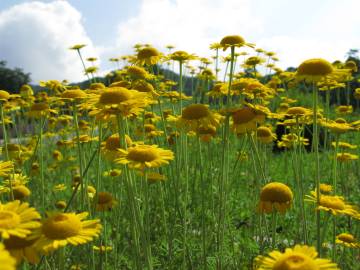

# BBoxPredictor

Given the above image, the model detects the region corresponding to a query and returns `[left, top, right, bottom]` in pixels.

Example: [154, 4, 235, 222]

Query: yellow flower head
[296, 58, 334, 82]
[336, 152, 359, 162]
[0, 200, 41, 239]
[306, 191, 359, 218]
[231, 106, 266, 134]
[178, 104, 223, 131]
[256, 126, 276, 144]
[34, 212, 102, 254]
[168, 51, 197, 62]
[136, 47, 162, 66]
[116, 144, 174, 170]
[219, 35, 254, 51]
[95, 192, 118, 212]
[258, 182, 293, 214]
[69, 44, 86, 50]
[336, 233, 360, 248]
[255, 244, 339, 270]
[0, 243, 16, 270]
[335, 105, 353, 115]
[4, 234, 40, 265]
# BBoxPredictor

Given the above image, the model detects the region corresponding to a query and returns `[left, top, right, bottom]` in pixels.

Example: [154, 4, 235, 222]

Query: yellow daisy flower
[177, 104, 223, 131]
[231, 106, 266, 134]
[219, 35, 254, 51]
[254, 244, 338, 270]
[336, 233, 360, 248]
[0, 243, 16, 270]
[116, 144, 174, 170]
[336, 152, 358, 162]
[305, 191, 359, 218]
[258, 182, 293, 214]
[256, 126, 276, 144]
[34, 212, 102, 254]
[3, 234, 40, 265]
[0, 201, 41, 239]
[0, 161, 13, 177]
[136, 47, 162, 66]
[95, 192, 118, 212]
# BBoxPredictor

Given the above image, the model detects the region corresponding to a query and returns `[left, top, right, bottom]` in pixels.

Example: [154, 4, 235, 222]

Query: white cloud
[0, 1, 99, 83]
[109, 0, 360, 74]
[112, 0, 261, 58]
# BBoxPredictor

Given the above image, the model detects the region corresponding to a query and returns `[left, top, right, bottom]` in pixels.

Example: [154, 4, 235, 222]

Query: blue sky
[0, 0, 359, 82]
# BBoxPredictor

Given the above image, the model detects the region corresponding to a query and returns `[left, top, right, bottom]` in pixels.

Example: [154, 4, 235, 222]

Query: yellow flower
[219, 35, 254, 51]
[245, 56, 265, 66]
[0, 243, 16, 270]
[136, 47, 162, 66]
[336, 152, 358, 162]
[320, 120, 354, 134]
[12, 185, 31, 200]
[0, 90, 11, 101]
[93, 245, 113, 253]
[331, 141, 357, 150]
[277, 133, 309, 149]
[101, 134, 133, 161]
[143, 172, 167, 184]
[0, 161, 13, 177]
[0, 200, 41, 239]
[354, 88, 360, 100]
[197, 125, 217, 143]
[168, 50, 197, 62]
[60, 89, 87, 101]
[27, 103, 57, 119]
[256, 126, 276, 144]
[53, 184, 66, 192]
[4, 234, 40, 265]
[88, 87, 150, 120]
[285, 106, 312, 117]
[319, 184, 333, 194]
[95, 192, 118, 212]
[103, 169, 122, 177]
[258, 182, 293, 214]
[69, 44, 86, 50]
[55, 201, 67, 210]
[305, 191, 359, 218]
[336, 233, 360, 248]
[116, 144, 174, 170]
[254, 244, 339, 270]
[126, 65, 152, 80]
[231, 106, 266, 134]
[335, 105, 353, 115]
[296, 58, 334, 82]
[34, 212, 102, 254]
[178, 104, 223, 131]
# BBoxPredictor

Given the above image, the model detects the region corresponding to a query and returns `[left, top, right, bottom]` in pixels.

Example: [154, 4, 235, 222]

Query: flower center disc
[128, 148, 159, 162]
[43, 214, 82, 239]
[98, 192, 113, 204]
[273, 253, 317, 270]
[182, 104, 210, 120]
[260, 183, 293, 203]
[0, 211, 21, 229]
[99, 88, 131, 105]
[232, 108, 256, 124]
[105, 136, 120, 151]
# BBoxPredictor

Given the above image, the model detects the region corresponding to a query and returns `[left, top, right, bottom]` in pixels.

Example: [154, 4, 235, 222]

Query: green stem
[313, 83, 321, 255]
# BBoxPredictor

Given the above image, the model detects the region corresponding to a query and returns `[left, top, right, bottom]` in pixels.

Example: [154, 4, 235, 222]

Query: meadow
[0, 35, 359, 270]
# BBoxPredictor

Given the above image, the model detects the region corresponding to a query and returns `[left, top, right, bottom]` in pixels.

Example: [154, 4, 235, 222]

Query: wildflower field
[0, 35, 360, 270]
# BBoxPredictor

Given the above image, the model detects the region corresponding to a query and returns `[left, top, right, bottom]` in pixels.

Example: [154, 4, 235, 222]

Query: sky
[0, 0, 359, 83]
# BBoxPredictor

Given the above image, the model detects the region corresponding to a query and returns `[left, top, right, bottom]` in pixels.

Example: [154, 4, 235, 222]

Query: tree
[0, 61, 31, 93]
[346, 49, 359, 59]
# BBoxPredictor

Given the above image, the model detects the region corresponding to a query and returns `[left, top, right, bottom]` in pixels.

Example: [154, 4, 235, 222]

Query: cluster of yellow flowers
[0, 34, 359, 269]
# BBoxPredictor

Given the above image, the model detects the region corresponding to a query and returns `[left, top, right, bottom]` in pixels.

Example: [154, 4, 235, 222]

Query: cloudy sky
[0, 0, 359, 83]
